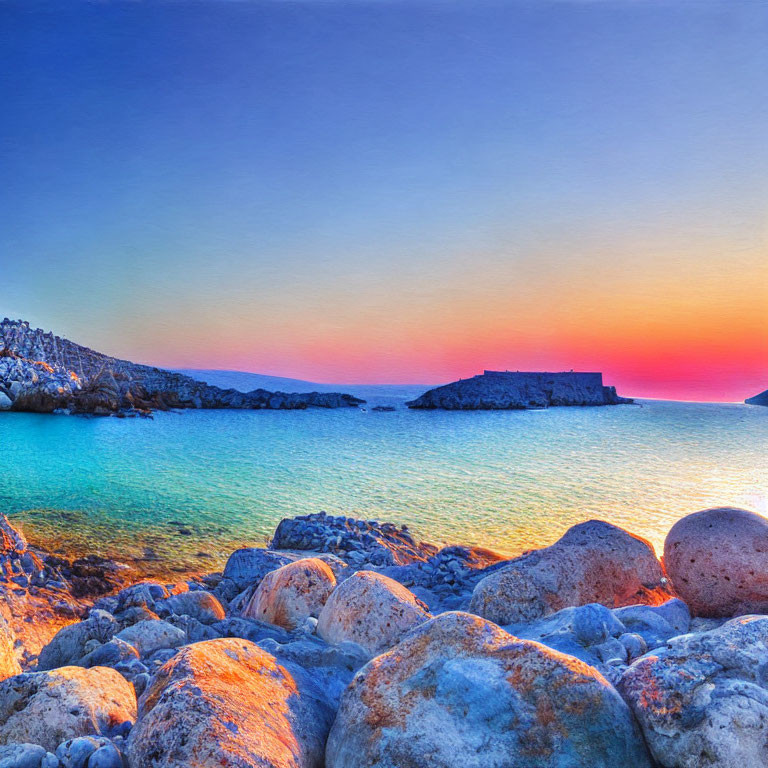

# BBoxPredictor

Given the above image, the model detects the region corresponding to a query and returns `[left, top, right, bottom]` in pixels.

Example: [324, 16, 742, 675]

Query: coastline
[3, 506, 768, 767]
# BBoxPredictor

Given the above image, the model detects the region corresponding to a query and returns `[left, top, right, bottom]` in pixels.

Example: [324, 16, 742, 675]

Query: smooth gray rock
[0, 744, 47, 768]
[664, 507, 768, 617]
[115, 619, 186, 657]
[37, 611, 118, 670]
[326, 611, 652, 768]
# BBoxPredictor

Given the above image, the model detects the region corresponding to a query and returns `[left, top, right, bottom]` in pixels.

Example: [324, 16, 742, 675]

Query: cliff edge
[406, 370, 633, 410]
[0, 319, 364, 415]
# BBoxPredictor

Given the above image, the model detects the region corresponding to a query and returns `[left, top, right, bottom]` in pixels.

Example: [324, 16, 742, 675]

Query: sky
[1, 0, 766, 401]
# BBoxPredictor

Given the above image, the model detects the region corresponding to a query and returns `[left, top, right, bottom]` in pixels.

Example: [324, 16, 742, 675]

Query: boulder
[243, 558, 336, 630]
[160, 590, 225, 623]
[317, 571, 431, 656]
[222, 549, 297, 592]
[127, 638, 334, 768]
[620, 615, 768, 767]
[115, 619, 186, 657]
[664, 507, 768, 617]
[0, 667, 136, 751]
[326, 611, 652, 768]
[0, 743, 47, 768]
[469, 520, 670, 624]
[37, 611, 118, 670]
[0, 615, 21, 681]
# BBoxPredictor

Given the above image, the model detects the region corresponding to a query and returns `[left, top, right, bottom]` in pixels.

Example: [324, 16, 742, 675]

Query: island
[745, 388, 768, 407]
[406, 370, 633, 409]
[0, 319, 364, 415]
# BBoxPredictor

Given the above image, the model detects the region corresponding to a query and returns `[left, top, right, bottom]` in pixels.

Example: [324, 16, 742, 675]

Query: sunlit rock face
[664, 507, 768, 617]
[243, 558, 336, 631]
[326, 611, 652, 768]
[317, 571, 431, 656]
[0, 666, 136, 752]
[0, 615, 20, 681]
[127, 638, 335, 768]
[620, 615, 768, 768]
[469, 520, 672, 625]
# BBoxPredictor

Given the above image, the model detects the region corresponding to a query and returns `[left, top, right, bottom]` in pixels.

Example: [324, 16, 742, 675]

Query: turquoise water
[1, 401, 766, 576]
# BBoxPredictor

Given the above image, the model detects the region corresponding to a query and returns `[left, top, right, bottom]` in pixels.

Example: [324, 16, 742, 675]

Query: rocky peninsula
[0, 319, 363, 416]
[1, 505, 767, 767]
[406, 370, 633, 409]
[746, 387, 768, 406]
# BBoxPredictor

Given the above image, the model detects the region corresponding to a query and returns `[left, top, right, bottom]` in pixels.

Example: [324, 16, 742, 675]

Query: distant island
[0, 319, 363, 416]
[406, 370, 633, 410]
[746, 388, 768, 407]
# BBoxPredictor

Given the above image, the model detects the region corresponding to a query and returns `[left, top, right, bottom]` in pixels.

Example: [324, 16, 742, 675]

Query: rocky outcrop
[271, 512, 438, 568]
[326, 611, 652, 768]
[620, 615, 768, 768]
[745, 388, 768, 406]
[317, 571, 431, 656]
[406, 370, 633, 409]
[469, 520, 672, 624]
[0, 667, 136, 751]
[0, 615, 20, 682]
[0, 319, 364, 415]
[243, 558, 336, 631]
[127, 638, 335, 768]
[663, 507, 768, 617]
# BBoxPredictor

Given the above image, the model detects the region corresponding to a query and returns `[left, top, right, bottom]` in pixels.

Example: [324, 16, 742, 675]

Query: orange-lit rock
[0, 615, 20, 681]
[317, 571, 431, 656]
[326, 611, 652, 768]
[470, 520, 671, 624]
[127, 638, 334, 768]
[664, 507, 768, 617]
[243, 558, 336, 630]
[0, 666, 136, 751]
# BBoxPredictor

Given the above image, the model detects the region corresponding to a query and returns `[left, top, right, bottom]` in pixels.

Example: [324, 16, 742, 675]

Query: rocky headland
[1, 505, 767, 767]
[406, 370, 633, 409]
[746, 387, 768, 406]
[0, 319, 364, 416]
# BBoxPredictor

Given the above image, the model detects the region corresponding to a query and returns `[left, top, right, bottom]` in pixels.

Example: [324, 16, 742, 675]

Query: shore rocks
[620, 615, 768, 767]
[0, 615, 21, 681]
[127, 638, 335, 768]
[326, 611, 652, 768]
[664, 507, 768, 617]
[271, 512, 438, 567]
[0, 667, 136, 751]
[317, 571, 431, 656]
[37, 611, 118, 671]
[115, 619, 186, 657]
[469, 520, 671, 624]
[243, 558, 336, 631]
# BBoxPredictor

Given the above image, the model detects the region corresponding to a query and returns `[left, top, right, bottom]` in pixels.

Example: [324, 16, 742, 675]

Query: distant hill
[176, 369, 432, 407]
[745, 389, 768, 407]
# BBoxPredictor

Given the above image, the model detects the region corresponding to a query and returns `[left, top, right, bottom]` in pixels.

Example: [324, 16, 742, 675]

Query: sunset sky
[1, 1, 766, 401]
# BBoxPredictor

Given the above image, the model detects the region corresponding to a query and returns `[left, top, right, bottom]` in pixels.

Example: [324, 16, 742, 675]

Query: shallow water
[1, 400, 766, 577]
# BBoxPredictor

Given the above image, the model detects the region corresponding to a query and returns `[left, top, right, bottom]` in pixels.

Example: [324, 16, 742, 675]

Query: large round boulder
[0, 667, 136, 751]
[127, 638, 335, 768]
[317, 571, 430, 656]
[115, 619, 186, 657]
[620, 615, 768, 767]
[37, 610, 118, 670]
[0, 615, 21, 681]
[326, 611, 652, 768]
[470, 520, 670, 624]
[664, 507, 768, 617]
[243, 558, 336, 631]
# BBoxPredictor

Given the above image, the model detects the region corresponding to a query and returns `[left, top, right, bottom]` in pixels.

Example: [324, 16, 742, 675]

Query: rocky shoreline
[0, 320, 364, 416]
[1, 506, 767, 767]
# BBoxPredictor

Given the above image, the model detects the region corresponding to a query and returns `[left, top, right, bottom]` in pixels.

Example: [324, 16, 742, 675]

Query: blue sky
[1, 1, 766, 397]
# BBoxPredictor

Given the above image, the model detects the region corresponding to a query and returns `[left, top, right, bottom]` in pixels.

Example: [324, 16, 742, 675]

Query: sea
[1, 397, 766, 577]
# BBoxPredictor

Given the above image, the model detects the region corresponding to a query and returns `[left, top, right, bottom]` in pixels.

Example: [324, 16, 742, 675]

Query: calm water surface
[1, 401, 766, 576]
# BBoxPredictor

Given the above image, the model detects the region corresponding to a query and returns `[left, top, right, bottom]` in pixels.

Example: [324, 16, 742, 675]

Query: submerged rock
[243, 558, 336, 631]
[664, 507, 768, 617]
[469, 520, 671, 624]
[317, 571, 431, 656]
[127, 638, 335, 768]
[0, 667, 136, 751]
[620, 615, 768, 767]
[326, 611, 652, 768]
